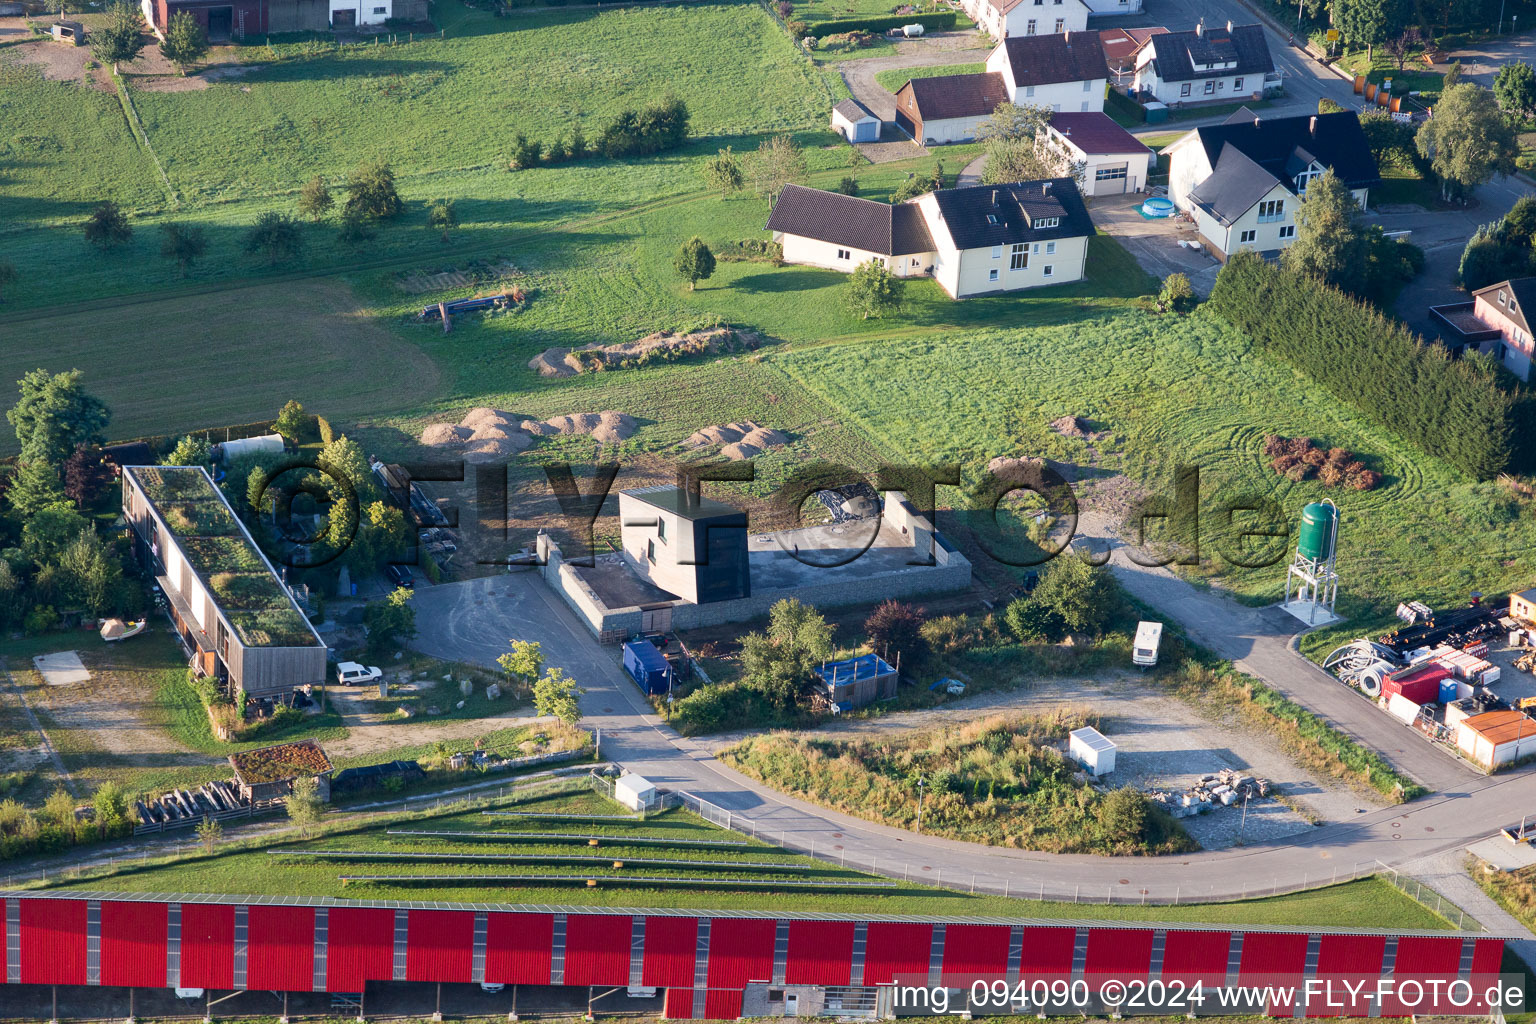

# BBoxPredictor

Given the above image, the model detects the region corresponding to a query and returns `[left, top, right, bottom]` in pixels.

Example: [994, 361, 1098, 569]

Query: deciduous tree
[274, 399, 306, 443]
[8, 368, 111, 470]
[498, 639, 545, 693]
[1416, 82, 1519, 201]
[286, 776, 323, 834]
[746, 134, 807, 202]
[533, 666, 585, 724]
[426, 199, 458, 242]
[164, 434, 211, 467]
[343, 160, 403, 219]
[62, 444, 112, 508]
[740, 598, 832, 711]
[843, 258, 902, 319]
[701, 146, 744, 198]
[673, 236, 716, 290]
[1282, 168, 1368, 293]
[865, 600, 928, 665]
[298, 176, 333, 222]
[1496, 61, 1536, 121]
[160, 10, 209, 74]
[83, 201, 132, 248]
[363, 586, 416, 653]
[159, 222, 208, 277]
[89, 0, 147, 69]
[244, 211, 303, 266]
[1028, 554, 1117, 635]
[195, 814, 223, 852]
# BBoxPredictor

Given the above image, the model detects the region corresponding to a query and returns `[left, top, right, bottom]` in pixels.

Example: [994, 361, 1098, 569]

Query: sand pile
[1050, 415, 1099, 439]
[421, 423, 472, 446]
[687, 421, 789, 460]
[528, 327, 748, 378]
[521, 411, 637, 443]
[987, 456, 1048, 486]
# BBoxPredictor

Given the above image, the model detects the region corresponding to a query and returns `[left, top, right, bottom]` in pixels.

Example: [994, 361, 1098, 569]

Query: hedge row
[807, 11, 956, 34]
[1208, 252, 1535, 480]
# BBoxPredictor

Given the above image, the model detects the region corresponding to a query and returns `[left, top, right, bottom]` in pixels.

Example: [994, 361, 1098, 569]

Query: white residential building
[766, 178, 1093, 299]
[1132, 21, 1277, 105]
[1163, 109, 1380, 259]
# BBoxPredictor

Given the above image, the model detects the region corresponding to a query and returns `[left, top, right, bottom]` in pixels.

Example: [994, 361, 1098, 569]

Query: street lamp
[915, 775, 926, 833]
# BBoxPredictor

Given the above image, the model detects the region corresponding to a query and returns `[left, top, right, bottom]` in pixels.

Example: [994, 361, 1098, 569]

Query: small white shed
[1068, 726, 1116, 776]
[614, 773, 658, 812]
[831, 99, 880, 144]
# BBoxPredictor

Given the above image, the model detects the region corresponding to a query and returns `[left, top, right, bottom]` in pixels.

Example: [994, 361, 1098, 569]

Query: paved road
[409, 550, 1536, 913]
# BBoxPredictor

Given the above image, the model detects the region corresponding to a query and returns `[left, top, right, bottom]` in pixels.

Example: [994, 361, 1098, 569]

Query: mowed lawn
[130, 2, 829, 201]
[767, 309, 1536, 610]
[0, 279, 440, 447]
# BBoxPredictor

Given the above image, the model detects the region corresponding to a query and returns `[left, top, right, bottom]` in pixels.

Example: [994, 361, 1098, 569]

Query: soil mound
[529, 327, 752, 378]
[687, 421, 789, 459]
[1050, 415, 1098, 439]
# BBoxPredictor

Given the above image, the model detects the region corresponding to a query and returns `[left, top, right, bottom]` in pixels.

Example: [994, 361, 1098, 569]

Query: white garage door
[1093, 162, 1129, 195]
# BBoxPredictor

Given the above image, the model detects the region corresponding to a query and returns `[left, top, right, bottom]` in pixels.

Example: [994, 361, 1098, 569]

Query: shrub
[865, 600, 928, 665]
[1209, 252, 1534, 478]
[836, 175, 858, 195]
[596, 96, 689, 158]
[1004, 596, 1062, 642]
[509, 133, 543, 170]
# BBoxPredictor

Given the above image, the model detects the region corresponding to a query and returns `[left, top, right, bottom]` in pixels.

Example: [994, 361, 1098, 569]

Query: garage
[831, 100, 880, 143]
[1040, 111, 1155, 197]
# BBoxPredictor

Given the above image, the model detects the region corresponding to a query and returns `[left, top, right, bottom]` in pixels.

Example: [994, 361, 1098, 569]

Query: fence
[672, 791, 1489, 927]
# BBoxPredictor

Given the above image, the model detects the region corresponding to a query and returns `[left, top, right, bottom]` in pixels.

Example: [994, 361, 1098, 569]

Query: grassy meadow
[873, 60, 985, 93]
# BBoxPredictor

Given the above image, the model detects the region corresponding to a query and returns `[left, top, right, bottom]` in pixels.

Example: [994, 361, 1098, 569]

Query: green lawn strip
[874, 61, 985, 94]
[34, 790, 1450, 927]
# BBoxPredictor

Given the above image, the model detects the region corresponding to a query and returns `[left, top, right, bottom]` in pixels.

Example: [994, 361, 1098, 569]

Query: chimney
[1253, 115, 1261, 126]
[1226, 18, 1233, 31]
[991, 189, 998, 206]
[1309, 115, 1317, 134]
[1043, 181, 1052, 193]
[1063, 29, 1070, 42]
[1194, 17, 1204, 36]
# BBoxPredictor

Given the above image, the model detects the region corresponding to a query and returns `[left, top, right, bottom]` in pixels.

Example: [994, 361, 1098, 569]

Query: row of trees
[509, 97, 690, 170]
[88, 1, 208, 74]
[0, 784, 134, 862]
[1208, 251, 1535, 479]
[1460, 195, 1536, 289]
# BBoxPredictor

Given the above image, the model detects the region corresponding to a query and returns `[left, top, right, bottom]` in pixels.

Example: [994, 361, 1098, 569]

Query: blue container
[623, 640, 673, 695]
[1438, 678, 1459, 704]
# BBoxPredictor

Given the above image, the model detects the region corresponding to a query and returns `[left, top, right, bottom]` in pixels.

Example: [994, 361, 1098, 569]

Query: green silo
[1297, 501, 1337, 563]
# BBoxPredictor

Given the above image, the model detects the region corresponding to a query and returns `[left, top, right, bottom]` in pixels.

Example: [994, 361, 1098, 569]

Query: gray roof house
[766, 178, 1095, 298]
[1164, 109, 1380, 259]
[1132, 21, 1276, 104]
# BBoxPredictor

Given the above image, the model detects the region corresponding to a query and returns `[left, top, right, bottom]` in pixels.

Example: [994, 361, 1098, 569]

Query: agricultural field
[38, 782, 1451, 928]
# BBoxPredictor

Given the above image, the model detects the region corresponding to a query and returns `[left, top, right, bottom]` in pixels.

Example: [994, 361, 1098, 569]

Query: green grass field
[873, 61, 985, 93]
[38, 785, 1451, 927]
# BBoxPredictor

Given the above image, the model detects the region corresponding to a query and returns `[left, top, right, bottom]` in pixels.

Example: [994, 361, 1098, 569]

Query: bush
[1005, 596, 1063, 642]
[1209, 252, 1535, 478]
[596, 96, 689, 159]
[865, 600, 928, 666]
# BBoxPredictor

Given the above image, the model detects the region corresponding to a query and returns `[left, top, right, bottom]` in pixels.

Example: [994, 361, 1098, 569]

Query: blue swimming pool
[1141, 196, 1175, 218]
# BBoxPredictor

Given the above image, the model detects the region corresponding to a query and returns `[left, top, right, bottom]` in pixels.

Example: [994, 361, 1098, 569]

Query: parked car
[336, 661, 383, 686]
[384, 563, 414, 588]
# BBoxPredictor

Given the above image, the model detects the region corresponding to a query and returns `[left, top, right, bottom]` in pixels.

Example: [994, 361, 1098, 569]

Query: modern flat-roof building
[619, 486, 750, 605]
[122, 465, 326, 702]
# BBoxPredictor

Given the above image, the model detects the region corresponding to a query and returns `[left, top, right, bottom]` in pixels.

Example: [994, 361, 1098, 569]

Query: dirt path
[0, 668, 75, 796]
[322, 685, 550, 759]
[837, 35, 993, 123]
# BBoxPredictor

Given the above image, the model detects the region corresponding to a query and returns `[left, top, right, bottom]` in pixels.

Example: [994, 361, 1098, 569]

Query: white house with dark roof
[1164, 109, 1380, 259]
[1039, 111, 1154, 194]
[1132, 21, 1277, 104]
[765, 178, 1094, 298]
[896, 32, 1107, 145]
[959, 0, 1089, 40]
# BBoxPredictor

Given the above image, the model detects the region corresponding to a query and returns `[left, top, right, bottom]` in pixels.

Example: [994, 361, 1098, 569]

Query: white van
[1133, 621, 1163, 668]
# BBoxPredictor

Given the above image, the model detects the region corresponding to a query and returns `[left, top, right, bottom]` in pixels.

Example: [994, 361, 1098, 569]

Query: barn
[0, 891, 1505, 1019]
[893, 73, 1010, 146]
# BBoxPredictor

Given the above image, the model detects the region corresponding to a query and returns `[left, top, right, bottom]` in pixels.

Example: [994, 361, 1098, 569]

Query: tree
[1359, 109, 1417, 169]
[160, 10, 208, 74]
[1384, 25, 1423, 73]
[509, 134, 543, 170]
[92, 782, 129, 837]
[344, 160, 403, 220]
[740, 598, 833, 711]
[498, 639, 545, 693]
[286, 775, 323, 834]
[1155, 272, 1195, 313]
[1443, 61, 1462, 88]
[83, 201, 132, 248]
[337, 210, 376, 247]
[1029, 553, 1117, 635]
[1333, 0, 1391, 60]
[22, 502, 90, 562]
[274, 399, 306, 443]
[1317, 97, 1347, 114]
[89, 0, 147, 69]
[8, 461, 68, 518]
[298, 176, 334, 222]
[319, 434, 373, 500]
[0, 260, 15, 304]
[1416, 83, 1519, 201]
[8, 368, 111, 470]
[891, 160, 945, 202]
[746, 134, 807, 202]
[159, 222, 208, 277]
[164, 434, 211, 468]
[836, 175, 858, 195]
[1281, 168, 1367, 293]
[533, 666, 585, 724]
[865, 600, 928, 666]
[363, 586, 416, 652]
[702, 146, 745, 198]
[426, 200, 458, 242]
[1496, 61, 1536, 122]
[43, 786, 77, 841]
[976, 101, 1052, 142]
[981, 138, 1051, 186]
[244, 211, 302, 266]
[55, 532, 122, 616]
[1005, 595, 1064, 642]
[62, 444, 112, 508]
[673, 236, 716, 291]
[1097, 786, 1150, 847]
[346, 500, 410, 571]
[195, 814, 223, 852]
[844, 258, 902, 319]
